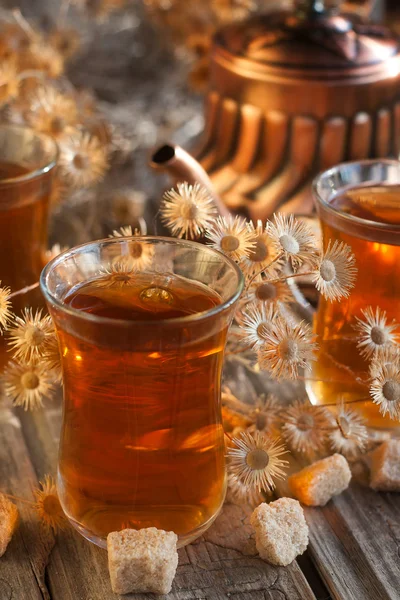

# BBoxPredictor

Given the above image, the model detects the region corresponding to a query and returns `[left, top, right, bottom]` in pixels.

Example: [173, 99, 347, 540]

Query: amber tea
[309, 176, 400, 431]
[0, 127, 57, 367]
[42, 237, 243, 548]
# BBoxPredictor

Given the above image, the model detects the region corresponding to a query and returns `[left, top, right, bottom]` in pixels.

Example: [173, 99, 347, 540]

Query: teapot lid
[214, 2, 400, 69]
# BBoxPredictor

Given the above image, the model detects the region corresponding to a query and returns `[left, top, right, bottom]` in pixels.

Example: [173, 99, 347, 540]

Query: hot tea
[308, 184, 400, 430]
[56, 271, 228, 545]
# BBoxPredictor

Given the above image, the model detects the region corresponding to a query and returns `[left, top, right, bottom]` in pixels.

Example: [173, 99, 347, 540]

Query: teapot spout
[150, 144, 229, 217]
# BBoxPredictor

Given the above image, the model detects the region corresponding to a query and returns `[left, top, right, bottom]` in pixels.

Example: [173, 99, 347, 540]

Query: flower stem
[1, 492, 35, 507]
[246, 252, 285, 288]
[9, 282, 40, 299]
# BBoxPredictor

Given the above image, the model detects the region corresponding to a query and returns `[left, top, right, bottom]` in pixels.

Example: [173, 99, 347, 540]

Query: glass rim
[0, 125, 59, 186]
[40, 236, 245, 327]
[312, 158, 400, 233]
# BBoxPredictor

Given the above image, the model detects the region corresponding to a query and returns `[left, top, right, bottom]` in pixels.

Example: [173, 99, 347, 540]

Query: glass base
[65, 504, 223, 549]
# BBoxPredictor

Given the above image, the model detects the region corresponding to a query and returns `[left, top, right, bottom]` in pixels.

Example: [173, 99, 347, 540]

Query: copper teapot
[152, 0, 400, 221]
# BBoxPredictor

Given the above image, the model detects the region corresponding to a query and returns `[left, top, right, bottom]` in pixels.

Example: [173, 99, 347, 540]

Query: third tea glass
[41, 236, 244, 547]
[307, 159, 400, 432]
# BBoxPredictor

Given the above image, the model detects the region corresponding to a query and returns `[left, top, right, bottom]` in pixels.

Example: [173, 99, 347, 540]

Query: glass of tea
[307, 159, 400, 432]
[41, 236, 244, 548]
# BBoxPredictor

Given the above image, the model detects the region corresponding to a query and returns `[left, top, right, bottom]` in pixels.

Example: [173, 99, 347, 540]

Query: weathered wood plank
[14, 398, 316, 600]
[0, 408, 55, 600]
[275, 454, 400, 600]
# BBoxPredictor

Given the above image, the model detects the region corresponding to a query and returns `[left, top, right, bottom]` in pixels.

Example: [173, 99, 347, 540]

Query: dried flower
[95, 261, 137, 288]
[313, 240, 357, 302]
[258, 318, 318, 380]
[240, 220, 282, 277]
[160, 182, 217, 239]
[226, 473, 265, 507]
[328, 402, 368, 458]
[27, 86, 78, 138]
[248, 395, 282, 437]
[227, 430, 288, 492]
[369, 345, 400, 379]
[354, 306, 399, 359]
[281, 400, 331, 455]
[59, 131, 108, 188]
[206, 215, 257, 262]
[41, 334, 62, 383]
[34, 475, 66, 532]
[247, 275, 293, 308]
[370, 360, 400, 421]
[7, 308, 54, 363]
[241, 303, 277, 349]
[109, 227, 155, 271]
[21, 40, 64, 78]
[48, 27, 81, 59]
[3, 361, 55, 411]
[0, 284, 13, 332]
[268, 213, 318, 270]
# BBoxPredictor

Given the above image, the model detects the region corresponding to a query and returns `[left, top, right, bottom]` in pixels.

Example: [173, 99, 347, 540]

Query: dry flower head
[0, 284, 13, 333]
[59, 131, 108, 188]
[7, 308, 55, 363]
[370, 358, 400, 421]
[227, 429, 288, 492]
[258, 317, 318, 380]
[3, 360, 55, 411]
[268, 213, 318, 270]
[206, 214, 257, 262]
[313, 240, 357, 302]
[27, 86, 78, 138]
[354, 306, 399, 359]
[34, 475, 66, 532]
[328, 402, 368, 458]
[241, 302, 277, 349]
[281, 400, 331, 456]
[161, 182, 217, 239]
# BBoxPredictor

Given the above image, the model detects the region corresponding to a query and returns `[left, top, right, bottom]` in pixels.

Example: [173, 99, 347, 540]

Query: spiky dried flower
[369, 345, 400, 379]
[281, 400, 331, 455]
[240, 220, 282, 277]
[370, 358, 400, 421]
[41, 334, 62, 383]
[34, 475, 67, 532]
[94, 261, 137, 288]
[241, 302, 277, 349]
[27, 86, 78, 138]
[59, 131, 108, 188]
[0, 284, 13, 333]
[226, 473, 265, 507]
[258, 318, 318, 380]
[20, 40, 64, 78]
[3, 361, 55, 411]
[246, 275, 293, 308]
[268, 213, 318, 270]
[247, 395, 282, 438]
[313, 240, 357, 302]
[7, 309, 55, 363]
[161, 182, 217, 239]
[354, 306, 399, 359]
[227, 430, 288, 493]
[328, 402, 368, 458]
[109, 227, 155, 271]
[206, 215, 257, 262]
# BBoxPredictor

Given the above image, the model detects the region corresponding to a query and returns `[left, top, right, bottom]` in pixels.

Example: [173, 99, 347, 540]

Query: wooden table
[1, 364, 399, 600]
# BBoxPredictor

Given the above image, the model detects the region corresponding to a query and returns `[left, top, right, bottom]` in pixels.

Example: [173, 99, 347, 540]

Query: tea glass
[0, 125, 57, 364]
[307, 159, 400, 432]
[40, 237, 244, 548]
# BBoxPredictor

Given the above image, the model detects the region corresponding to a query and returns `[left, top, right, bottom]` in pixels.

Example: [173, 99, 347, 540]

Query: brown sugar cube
[250, 498, 309, 566]
[288, 453, 351, 506]
[0, 494, 19, 557]
[107, 527, 178, 595]
[370, 440, 400, 491]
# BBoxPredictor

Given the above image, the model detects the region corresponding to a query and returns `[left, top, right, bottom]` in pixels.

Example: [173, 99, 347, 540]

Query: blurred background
[0, 0, 398, 247]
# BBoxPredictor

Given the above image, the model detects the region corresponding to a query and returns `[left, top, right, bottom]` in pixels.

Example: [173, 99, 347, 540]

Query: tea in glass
[308, 160, 400, 431]
[41, 237, 243, 547]
[0, 126, 57, 366]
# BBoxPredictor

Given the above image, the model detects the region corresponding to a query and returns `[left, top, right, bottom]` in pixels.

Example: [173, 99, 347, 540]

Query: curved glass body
[0, 125, 57, 366]
[307, 160, 400, 431]
[41, 237, 244, 547]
